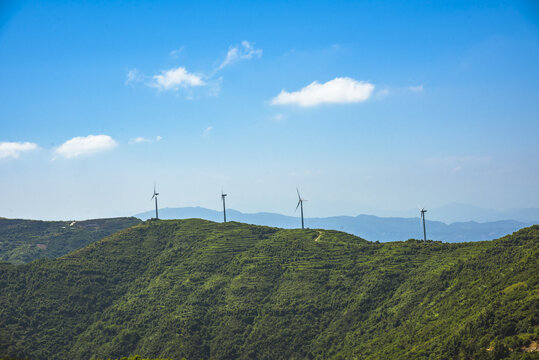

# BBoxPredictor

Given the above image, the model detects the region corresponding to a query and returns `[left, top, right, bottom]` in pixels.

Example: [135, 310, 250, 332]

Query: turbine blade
[295, 200, 301, 211]
[296, 187, 301, 200]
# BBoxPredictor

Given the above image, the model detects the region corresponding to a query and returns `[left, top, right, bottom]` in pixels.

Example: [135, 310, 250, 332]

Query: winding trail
[314, 230, 323, 242]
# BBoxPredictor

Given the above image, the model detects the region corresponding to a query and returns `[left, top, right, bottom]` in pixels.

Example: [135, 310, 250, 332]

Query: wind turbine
[221, 190, 227, 223]
[420, 208, 427, 241]
[151, 183, 159, 220]
[295, 188, 307, 229]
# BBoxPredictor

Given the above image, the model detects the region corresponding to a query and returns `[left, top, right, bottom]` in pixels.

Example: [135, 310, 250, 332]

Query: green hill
[0, 217, 141, 264]
[0, 219, 537, 359]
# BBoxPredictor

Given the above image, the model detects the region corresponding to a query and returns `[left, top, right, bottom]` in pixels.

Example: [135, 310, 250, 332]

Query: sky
[0, 0, 538, 220]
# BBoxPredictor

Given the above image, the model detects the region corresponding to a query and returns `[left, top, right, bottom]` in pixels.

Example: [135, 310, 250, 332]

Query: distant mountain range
[384, 203, 539, 224]
[135, 207, 536, 242]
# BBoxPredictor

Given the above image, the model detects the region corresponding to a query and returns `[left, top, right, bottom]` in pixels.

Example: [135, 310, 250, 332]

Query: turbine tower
[420, 208, 427, 241]
[151, 183, 159, 220]
[221, 190, 227, 223]
[295, 188, 307, 229]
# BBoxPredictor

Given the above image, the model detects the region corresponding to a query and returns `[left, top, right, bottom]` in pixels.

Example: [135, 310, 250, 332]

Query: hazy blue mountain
[134, 207, 534, 242]
[384, 203, 539, 224]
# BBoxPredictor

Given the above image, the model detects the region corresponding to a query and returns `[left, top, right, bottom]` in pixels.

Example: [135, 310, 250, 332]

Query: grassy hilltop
[0, 219, 537, 359]
[0, 217, 141, 264]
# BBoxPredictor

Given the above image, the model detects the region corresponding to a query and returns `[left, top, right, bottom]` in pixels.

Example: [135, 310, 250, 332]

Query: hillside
[0, 217, 141, 264]
[0, 220, 537, 359]
[135, 206, 534, 242]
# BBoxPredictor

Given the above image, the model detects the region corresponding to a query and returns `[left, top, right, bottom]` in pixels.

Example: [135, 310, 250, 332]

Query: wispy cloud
[150, 67, 205, 91]
[169, 46, 184, 58]
[271, 77, 375, 107]
[425, 156, 489, 174]
[129, 136, 163, 144]
[203, 126, 213, 136]
[375, 88, 390, 99]
[125, 69, 142, 85]
[218, 41, 262, 70]
[129, 41, 261, 96]
[408, 84, 424, 92]
[54, 135, 117, 159]
[272, 113, 284, 121]
[425, 155, 489, 165]
[129, 137, 150, 144]
[0, 141, 38, 159]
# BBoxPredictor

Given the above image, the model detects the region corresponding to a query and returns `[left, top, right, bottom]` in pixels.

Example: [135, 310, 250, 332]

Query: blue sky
[0, 0, 538, 220]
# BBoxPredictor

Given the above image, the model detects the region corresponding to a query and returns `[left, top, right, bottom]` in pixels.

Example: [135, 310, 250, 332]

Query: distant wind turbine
[221, 190, 227, 223]
[151, 183, 159, 220]
[295, 188, 307, 229]
[420, 208, 427, 241]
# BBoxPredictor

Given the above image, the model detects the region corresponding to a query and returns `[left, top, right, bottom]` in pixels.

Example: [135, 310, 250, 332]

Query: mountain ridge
[135, 206, 534, 242]
[0, 217, 141, 264]
[0, 219, 537, 359]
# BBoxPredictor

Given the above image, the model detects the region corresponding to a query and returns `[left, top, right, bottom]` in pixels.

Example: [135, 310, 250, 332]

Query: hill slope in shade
[0, 217, 141, 264]
[0, 220, 537, 359]
[135, 206, 534, 242]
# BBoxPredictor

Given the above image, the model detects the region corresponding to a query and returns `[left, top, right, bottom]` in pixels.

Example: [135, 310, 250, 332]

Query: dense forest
[0, 219, 537, 359]
[0, 217, 141, 264]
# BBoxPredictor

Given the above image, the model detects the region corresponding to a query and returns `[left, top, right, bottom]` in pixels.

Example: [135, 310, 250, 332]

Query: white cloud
[55, 135, 117, 159]
[218, 40, 262, 70]
[203, 126, 213, 136]
[408, 84, 424, 92]
[271, 77, 375, 107]
[0, 141, 38, 159]
[129, 135, 163, 144]
[150, 67, 204, 91]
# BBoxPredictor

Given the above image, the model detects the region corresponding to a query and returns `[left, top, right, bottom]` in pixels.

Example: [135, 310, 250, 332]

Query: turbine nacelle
[151, 183, 159, 199]
[295, 188, 307, 211]
[296, 188, 307, 229]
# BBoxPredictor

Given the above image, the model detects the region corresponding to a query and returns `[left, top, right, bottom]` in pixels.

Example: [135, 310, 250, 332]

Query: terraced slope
[0, 220, 537, 359]
[0, 217, 141, 263]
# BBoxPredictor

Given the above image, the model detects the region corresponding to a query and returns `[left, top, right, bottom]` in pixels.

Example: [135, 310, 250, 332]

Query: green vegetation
[0, 219, 537, 359]
[99, 357, 177, 360]
[0, 217, 141, 264]
[0, 357, 177, 360]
